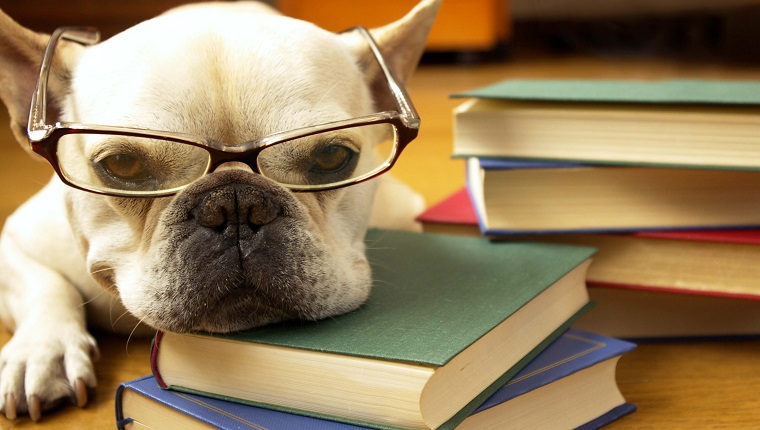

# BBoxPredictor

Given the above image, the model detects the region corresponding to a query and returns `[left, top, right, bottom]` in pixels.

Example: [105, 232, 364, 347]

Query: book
[415, 188, 482, 237]
[572, 281, 760, 339]
[116, 375, 368, 430]
[118, 329, 636, 430]
[466, 157, 760, 233]
[452, 79, 760, 169]
[455, 329, 636, 430]
[417, 189, 760, 338]
[151, 229, 596, 430]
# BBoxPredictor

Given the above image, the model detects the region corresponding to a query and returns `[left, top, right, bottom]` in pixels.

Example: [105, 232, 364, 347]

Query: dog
[0, 0, 439, 420]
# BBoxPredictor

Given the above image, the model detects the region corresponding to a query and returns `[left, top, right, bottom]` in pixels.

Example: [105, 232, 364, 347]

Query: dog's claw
[74, 378, 88, 408]
[5, 394, 17, 420]
[28, 395, 41, 422]
[90, 345, 101, 363]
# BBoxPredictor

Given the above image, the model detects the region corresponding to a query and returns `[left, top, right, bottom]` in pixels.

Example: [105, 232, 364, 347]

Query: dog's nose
[193, 184, 280, 230]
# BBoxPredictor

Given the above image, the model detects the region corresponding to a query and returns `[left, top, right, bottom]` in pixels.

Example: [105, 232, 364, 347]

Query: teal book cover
[451, 78, 760, 105]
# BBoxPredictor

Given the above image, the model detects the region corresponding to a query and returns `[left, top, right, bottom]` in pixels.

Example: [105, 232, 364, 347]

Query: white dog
[0, 1, 438, 420]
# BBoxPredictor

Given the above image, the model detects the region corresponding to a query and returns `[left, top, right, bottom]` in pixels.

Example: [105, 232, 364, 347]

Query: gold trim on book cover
[503, 333, 606, 386]
[175, 392, 270, 430]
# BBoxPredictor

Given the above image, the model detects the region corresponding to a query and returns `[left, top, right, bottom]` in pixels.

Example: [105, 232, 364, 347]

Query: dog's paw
[0, 328, 98, 421]
[370, 175, 426, 232]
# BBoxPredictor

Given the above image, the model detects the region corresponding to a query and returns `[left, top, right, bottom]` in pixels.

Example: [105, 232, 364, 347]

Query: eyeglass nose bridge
[206, 146, 265, 175]
[212, 161, 256, 174]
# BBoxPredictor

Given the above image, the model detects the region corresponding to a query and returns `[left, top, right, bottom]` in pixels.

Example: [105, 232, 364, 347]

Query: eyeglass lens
[55, 122, 397, 194]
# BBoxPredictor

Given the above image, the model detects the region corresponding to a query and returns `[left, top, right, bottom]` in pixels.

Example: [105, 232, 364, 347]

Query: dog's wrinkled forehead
[68, 9, 371, 143]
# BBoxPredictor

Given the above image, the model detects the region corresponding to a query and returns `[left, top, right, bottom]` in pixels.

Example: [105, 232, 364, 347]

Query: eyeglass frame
[27, 25, 421, 197]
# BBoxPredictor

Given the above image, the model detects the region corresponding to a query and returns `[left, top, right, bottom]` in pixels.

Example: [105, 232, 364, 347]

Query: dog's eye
[312, 144, 356, 174]
[101, 154, 148, 180]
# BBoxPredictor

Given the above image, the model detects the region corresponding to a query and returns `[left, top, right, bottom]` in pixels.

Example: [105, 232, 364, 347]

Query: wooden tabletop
[1, 52, 759, 429]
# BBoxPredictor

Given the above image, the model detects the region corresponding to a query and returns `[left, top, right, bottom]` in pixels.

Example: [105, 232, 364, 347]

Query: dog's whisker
[88, 267, 112, 275]
[124, 318, 149, 357]
[111, 309, 135, 330]
[109, 295, 118, 321]
[79, 283, 117, 307]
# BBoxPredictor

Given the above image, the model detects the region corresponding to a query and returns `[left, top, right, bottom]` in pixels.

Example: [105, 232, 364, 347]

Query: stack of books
[419, 78, 760, 339]
[116, 229, 636, 429]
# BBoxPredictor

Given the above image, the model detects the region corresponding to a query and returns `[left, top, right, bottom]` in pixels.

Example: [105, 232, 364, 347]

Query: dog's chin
[119, 169, 372, 334]
[138, 275, 355, 334]
[140, 289, 300, 334]
[134, 269, 372, 334]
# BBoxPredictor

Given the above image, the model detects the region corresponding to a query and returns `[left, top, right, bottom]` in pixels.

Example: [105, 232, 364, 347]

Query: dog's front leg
[0, 232, 96, 421]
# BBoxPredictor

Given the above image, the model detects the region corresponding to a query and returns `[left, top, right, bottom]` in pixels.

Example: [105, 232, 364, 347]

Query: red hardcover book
[418, 189, 760, 339]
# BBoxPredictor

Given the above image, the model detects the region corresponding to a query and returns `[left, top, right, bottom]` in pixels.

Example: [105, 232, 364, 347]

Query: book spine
[115, 376, 156, 430]
[114, 382, 130, 429]
[150, 331, 168, 389]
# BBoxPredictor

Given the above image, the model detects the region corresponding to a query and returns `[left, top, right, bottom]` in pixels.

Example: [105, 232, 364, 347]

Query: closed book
[457, 329, 636, 430]
[151, 229, 595, 430]
[466, 157, 760, 233]
[118, 329, 636, 430]
[417, 189, 760, 338]
[452, 79, 760, 169]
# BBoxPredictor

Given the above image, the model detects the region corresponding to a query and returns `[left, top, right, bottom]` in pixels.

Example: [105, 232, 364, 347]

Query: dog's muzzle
[141, 170, 328, 333]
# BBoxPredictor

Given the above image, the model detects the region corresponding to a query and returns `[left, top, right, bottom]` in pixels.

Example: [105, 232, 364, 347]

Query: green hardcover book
[451, 79, 760, 169]
[151, 229, 595, 430]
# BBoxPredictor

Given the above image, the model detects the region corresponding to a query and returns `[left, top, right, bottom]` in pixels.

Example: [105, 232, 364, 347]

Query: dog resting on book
[0, 0, 439, 420]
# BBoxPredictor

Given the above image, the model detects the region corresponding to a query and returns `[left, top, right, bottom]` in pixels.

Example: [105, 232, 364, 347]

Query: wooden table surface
[1, 51, 759, 429]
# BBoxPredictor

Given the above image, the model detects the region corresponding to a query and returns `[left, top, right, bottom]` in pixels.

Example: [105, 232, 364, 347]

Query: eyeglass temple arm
[27, 27, 100, 140]
[348, 26, 421, 129]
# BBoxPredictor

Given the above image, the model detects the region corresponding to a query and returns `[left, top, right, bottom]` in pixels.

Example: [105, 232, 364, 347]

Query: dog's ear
[342, 0, 442, 111]
[0, 9, 77, 146]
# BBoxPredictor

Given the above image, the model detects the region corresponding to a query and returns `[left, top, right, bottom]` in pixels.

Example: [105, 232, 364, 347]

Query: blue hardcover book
[116, 329, 636, 430]
[466, 157, 760, 234]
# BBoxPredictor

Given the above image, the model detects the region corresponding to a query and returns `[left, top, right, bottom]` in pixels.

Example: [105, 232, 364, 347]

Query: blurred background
[5, 0, 760, 62]
[4, 0, 760, 209]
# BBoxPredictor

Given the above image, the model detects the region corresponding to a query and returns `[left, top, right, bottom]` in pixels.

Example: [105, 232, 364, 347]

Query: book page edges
[436, 303, 595, 430]
[154, 332, 435, 429]
[482, 168, 760, 231]
[420, 259, 592, 428]
[452, 100, 760, 169]
[455, 357, 625, 430]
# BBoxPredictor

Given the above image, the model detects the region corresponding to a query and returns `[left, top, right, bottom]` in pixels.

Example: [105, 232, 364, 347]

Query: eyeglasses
[27, 26, 420, 197]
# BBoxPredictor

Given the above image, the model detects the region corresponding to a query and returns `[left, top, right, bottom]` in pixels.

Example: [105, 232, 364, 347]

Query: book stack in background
[116, 229, 637, 429]
[417, 78, 760, 339]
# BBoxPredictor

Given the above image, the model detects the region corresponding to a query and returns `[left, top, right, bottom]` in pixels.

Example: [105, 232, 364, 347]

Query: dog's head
[0, 1, 440, 333]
